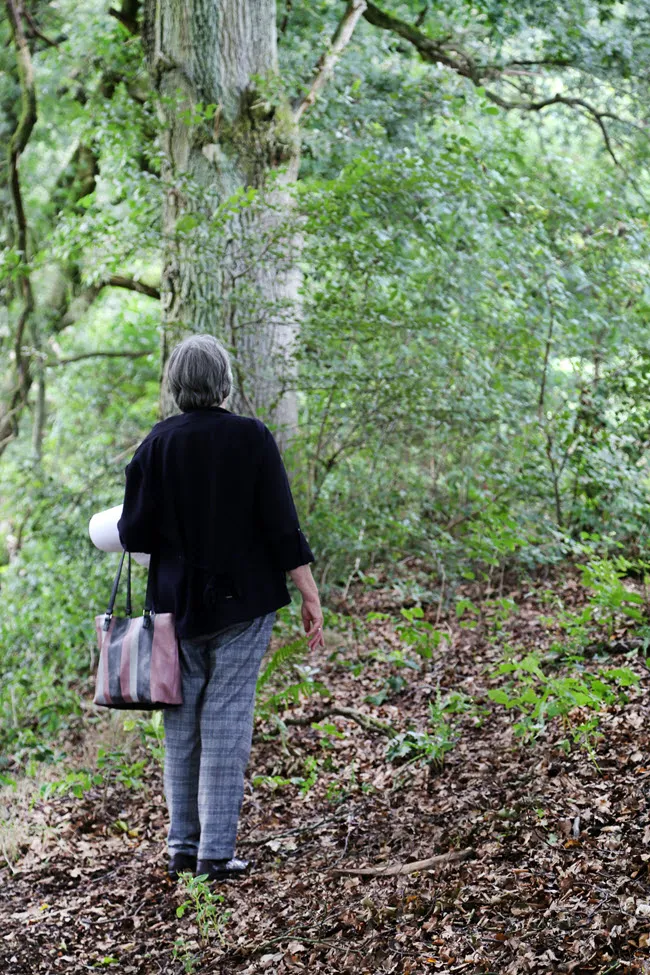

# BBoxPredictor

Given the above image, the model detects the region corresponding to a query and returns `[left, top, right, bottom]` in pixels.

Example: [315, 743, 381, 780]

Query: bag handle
[143, 550, 156, 630]
[102, 549, 141, 631]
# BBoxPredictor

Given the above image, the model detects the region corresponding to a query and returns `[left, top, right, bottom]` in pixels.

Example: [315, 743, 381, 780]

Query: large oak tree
[2, 0, 647, 451]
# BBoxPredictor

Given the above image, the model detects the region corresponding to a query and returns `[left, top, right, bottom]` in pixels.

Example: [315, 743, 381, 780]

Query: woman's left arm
[254, 423, 314, 571]
[117, 445, 158, 554]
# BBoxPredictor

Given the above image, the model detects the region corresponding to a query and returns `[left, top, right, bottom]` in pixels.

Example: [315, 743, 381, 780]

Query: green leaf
[176, 215, 199, 233]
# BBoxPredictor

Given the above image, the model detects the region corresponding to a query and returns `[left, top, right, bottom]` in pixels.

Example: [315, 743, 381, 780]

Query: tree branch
[2, 0, 38, 451]
[538, 274, 556, 420]
[108, 0, 140, 35]
[415, 3, 429, 28]
[31, 366, 45, 461]
[279, 0, 293, 35]
[44, 350, 155, 366]
[363, 1, 622, 165]
[482, 91, 620, 165]
[0, 0, 153, 461]
[504, 58, 573, 69]
[52, 275, 159, 337]
[364, 2, 478, 81]
[105, 275, 160, 300]
[54, 284, 102, 332]
[22, 8, 61, 48]
[293, 0, 368, 122]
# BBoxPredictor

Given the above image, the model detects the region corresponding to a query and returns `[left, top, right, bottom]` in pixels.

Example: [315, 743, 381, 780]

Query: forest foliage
[1, 0, 650, 769]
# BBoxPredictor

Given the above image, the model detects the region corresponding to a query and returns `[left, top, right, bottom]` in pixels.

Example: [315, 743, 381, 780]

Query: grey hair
[166, 334, 233, 412]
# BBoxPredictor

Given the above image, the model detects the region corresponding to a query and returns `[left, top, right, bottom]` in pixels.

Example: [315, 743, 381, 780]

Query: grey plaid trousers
[162, 612, 276, 860]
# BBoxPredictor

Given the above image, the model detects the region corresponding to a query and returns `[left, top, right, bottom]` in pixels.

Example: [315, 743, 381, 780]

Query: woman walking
[116, 335, 324, 882]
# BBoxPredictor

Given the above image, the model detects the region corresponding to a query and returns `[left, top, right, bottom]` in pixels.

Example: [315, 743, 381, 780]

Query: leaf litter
[2, 574, 650, 973]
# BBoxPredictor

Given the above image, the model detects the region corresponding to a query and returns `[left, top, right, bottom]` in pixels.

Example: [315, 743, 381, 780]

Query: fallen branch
[283, 705, 397, 738]
[332, 848, 474, 877]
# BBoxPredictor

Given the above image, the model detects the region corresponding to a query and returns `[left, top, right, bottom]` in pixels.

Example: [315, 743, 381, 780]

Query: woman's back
[117, 405, 313, 639]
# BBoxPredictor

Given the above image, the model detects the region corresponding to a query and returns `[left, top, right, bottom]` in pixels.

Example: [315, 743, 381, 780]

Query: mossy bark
[142, 0, 301, 442]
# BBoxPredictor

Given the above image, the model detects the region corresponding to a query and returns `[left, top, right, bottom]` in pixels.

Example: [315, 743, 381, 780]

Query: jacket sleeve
[255, 423, 314, 571]
[117, 444, 159, 554]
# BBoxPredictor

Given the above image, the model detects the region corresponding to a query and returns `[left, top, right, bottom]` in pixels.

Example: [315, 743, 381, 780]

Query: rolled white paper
[89, 504, 151, 567]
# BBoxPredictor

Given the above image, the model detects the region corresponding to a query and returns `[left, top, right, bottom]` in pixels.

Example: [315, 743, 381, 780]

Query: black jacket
[116, 406, 314, 639]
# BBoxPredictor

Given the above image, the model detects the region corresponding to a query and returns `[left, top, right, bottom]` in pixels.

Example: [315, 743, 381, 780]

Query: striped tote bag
[94, 550, 182, 709]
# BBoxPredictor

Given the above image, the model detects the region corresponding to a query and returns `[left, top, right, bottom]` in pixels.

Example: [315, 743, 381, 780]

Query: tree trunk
[142, 0, 301, 443]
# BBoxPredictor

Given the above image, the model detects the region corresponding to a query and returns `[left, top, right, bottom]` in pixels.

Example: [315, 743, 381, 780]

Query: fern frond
[256, 637, 307, 693]
[257, 680, 330, 717]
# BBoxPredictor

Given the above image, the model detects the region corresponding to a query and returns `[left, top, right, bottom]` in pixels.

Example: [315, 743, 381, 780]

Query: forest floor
[2, 571, 650, 975]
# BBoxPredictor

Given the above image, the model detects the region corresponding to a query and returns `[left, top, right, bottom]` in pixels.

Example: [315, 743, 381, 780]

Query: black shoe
[195, 856, 251, 882]
[168, 852, 198, 880]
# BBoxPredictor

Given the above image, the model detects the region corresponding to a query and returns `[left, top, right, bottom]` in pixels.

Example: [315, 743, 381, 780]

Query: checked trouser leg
[162, 612, 276, 860]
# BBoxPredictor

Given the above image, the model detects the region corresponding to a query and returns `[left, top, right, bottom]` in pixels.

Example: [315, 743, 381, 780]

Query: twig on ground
[332, 847, 474, 877]
[0, 840, 18, 875]
[241, 813, 345, 847]
[236, 932, 365, 957]
[283, 705, 397, 738]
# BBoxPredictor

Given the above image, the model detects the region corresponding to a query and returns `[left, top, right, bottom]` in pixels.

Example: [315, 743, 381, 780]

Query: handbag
[93, 549, 183, 709]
